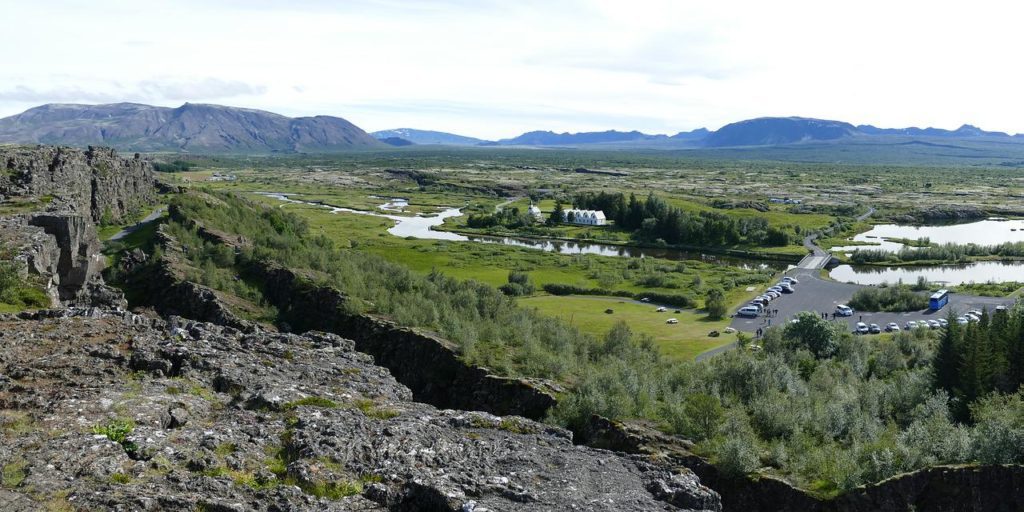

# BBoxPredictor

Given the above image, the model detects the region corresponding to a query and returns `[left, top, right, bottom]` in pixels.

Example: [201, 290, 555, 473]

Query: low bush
[848, 285, 928, 312]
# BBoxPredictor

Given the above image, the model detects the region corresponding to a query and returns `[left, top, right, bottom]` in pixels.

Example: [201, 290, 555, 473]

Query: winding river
[258, 193, 786, 270]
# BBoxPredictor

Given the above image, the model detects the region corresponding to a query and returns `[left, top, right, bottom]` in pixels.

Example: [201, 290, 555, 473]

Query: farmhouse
[563, 209, 606, 226]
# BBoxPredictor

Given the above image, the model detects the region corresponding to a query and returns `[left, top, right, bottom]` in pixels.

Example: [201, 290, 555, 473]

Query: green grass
[1, 459, 27, 489]
[518, 295, 736, 360]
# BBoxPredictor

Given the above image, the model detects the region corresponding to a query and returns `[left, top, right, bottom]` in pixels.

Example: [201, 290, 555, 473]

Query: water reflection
[832, 218, 1024, 253]
[830, 262, 1024, 286]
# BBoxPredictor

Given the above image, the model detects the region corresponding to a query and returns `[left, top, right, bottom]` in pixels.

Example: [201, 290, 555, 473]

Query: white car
[737, 306, 760, 317]
[938, 318, 948, 327]
[768, 286, 784, 293]
[957, 316, 969, 325]
[782, 276, 799, 284]
[886, 322, 900, 332]
[965, 313, 980, 322]
[835, 305, 854, 317]
[927, 320, 940, 329]
[766, 291, 781, 299]
[779, 283, 794, 293]
[856, 322, 869, 334]
[666, 318, 678, 324]
[906, 321, 918, 330]
[656, 306, 666, 312]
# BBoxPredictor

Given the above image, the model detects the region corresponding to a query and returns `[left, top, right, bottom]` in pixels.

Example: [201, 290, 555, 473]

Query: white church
[563, 209, 607, 226]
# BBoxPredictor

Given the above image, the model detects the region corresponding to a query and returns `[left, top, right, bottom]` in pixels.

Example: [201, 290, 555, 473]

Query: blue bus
[929, 289, 949, 310]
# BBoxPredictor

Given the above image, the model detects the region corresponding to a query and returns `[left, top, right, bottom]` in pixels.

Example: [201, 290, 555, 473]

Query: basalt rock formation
[0, 308, 721, 511]
[1, 145, 156, 224]
[0, 145, 155, 306]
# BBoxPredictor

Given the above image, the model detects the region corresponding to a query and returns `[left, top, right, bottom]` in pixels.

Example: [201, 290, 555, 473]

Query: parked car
[656, 306, 666, 312]
[886, 322, 900, 332]
[737, 306, 760, 317]
[928, 319, 941, 329]
[906, 321, 918, 330]
[856, 322, 869, 334]
[782, 276, 799, 284]
[869, 323, 881, 334]
[779, 283, 795, 293]
[968, 310, 983, 317]
[640, 297, 650, 302]
[748, 302, 764, 312]
[996, 305, 1008, 312]
[938, 318, 948, 327]
[957, 316, 970, 325]
[835, 305, 854, 317]
[966, 313, 980, 322]
[766, 291, 781, 299]
[666, 318, 678, 324]
[767, 286, 784, 293]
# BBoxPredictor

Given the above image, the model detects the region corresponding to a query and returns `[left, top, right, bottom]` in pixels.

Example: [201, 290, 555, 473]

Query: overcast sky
[2, 0, 1022, 139]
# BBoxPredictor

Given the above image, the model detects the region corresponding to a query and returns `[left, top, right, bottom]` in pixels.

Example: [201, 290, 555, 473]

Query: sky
[2, 0, 1023, 139]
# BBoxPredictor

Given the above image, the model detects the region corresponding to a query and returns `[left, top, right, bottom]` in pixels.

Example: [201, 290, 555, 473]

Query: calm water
[830, 262, 1024, 286]
[259, 192, 786, 270]
[832, 218, 1024, 253]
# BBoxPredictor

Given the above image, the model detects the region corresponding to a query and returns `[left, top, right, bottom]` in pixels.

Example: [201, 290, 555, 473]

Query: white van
[737, 306, 760, 317]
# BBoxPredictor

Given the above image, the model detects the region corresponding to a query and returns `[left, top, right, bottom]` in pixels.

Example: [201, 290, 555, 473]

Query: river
[258, 192, 786, 270]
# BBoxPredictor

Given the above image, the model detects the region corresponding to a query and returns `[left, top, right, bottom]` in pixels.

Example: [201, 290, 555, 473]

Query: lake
[830, 261, 1024, 286]
[831, 218, 1024, 253]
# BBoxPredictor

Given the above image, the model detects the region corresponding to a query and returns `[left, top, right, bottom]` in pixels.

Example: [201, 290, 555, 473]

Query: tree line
[572, 191, 791, 246]
[933, 308, 1024, 420]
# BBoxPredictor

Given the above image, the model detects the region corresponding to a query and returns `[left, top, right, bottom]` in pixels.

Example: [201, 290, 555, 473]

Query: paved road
[109, 206, 166, 241]
[728, 265, 1014, 336]
[797, 206, 875, 269]
[494, 196, 522, 213]
[856, 206, 877, 222]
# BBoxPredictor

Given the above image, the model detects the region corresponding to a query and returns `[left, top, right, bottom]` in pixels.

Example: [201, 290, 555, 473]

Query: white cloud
[0, 0, 1023, 139]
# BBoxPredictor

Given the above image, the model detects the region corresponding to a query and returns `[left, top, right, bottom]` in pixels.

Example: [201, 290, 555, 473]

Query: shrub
[848, 285, 928, 312]
[705, 287, 727, 320]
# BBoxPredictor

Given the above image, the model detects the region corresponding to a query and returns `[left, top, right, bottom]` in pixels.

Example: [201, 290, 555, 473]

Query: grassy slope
[518, 295, 736, 360]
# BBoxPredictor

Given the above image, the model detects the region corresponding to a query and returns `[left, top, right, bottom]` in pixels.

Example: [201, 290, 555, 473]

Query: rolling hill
[0, 102, 383, 153]
[371, 128, 484, 145]
[703, 117, 859, 147]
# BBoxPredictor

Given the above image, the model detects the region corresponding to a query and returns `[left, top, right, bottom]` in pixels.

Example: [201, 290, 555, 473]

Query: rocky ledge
[0, 308, 720, 511]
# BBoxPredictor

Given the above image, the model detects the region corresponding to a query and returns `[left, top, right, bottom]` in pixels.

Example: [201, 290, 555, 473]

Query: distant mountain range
[371, 128, 484, 146]
[373, 118, 1024, 149]
[0, 103, 382, 152]
[2, 102, 1023, 154]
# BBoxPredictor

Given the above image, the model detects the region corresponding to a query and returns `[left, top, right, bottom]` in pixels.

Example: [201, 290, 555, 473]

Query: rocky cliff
[0, 307, 721, 511]
[1, 145, 156, 224]
[0, 145, 155, 306]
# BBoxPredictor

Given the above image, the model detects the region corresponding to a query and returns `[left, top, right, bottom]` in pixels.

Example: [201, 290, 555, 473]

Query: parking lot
[729, 266, 1015, 335]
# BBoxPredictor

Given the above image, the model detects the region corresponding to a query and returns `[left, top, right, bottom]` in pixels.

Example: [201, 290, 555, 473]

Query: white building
[563, 209, 606, 226]
[528, 204, 543, 220]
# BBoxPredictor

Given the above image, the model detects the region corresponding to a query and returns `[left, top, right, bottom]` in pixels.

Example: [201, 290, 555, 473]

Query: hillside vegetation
[138, 190, 1024, 495]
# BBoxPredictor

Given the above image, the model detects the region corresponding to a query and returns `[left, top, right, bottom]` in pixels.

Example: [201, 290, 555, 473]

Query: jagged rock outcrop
[0, 145, 155, 307]
[0, 213, 122, 307]
[0, 145, 155, 224]
[0, 308, 721, 511]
